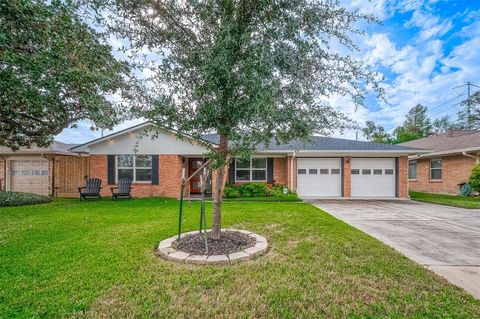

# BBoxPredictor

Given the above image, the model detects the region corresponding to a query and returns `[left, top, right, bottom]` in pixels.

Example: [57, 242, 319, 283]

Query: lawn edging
[157, 229, 268, 265]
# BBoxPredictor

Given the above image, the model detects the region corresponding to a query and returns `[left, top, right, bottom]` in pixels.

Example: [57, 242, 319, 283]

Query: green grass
[410, 191, 480, 209]
[1, 198, 479, 318]
[222, 196, 301, 202]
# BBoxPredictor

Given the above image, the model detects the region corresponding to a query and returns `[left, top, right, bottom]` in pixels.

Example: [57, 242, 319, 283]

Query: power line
[427, 90, 466, 112]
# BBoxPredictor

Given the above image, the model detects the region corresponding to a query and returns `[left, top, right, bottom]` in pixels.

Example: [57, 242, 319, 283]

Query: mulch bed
[174, 231, 256, 255]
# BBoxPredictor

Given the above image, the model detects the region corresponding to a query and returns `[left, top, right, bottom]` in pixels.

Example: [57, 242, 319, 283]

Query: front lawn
[410, 191, 480, 209]
[1, 198, 479, 318]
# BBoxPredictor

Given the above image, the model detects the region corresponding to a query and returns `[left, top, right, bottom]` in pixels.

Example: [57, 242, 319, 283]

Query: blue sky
[57, 0, 480, 144]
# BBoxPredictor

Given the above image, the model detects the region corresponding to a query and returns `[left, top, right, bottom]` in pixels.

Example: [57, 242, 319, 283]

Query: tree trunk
[211, 134, 228, 239]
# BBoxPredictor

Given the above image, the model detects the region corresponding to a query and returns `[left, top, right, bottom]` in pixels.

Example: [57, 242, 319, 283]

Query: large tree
[456, 91, 480, 130]
[391, 104, 432, 143]
[91, 0, 380, 238]
[0, 0, 134, 149]
[362, 120, 392, 144]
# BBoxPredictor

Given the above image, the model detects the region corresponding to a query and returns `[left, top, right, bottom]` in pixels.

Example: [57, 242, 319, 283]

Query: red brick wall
[398, 156, 408, 198]
[343, 157, 351, 197]
[89, 155, 184, 198]
[286, 156, 297, 191]
[0, 158, 5, 191]
[409, 155, 477, 195]
[273, 157, 288, 185]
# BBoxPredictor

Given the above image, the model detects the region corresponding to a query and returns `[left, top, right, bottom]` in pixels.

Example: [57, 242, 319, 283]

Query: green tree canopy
[456, 91, 480, 130]
[91, 0, 381, 238]
[362, 120, 392, 144]
[0, 0, 135, 149]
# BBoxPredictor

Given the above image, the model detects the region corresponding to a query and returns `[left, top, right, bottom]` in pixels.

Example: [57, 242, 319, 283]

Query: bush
[0, 191, 51, 207]
[469, 164, 480, 192]
[267, 184, 298, 199]
[223, 183, 298, 199]
[223, 184, 241, 198]
[239, 183, 267, 197]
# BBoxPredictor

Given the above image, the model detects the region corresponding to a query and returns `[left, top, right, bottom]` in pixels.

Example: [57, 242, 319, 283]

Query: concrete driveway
[310, 200, 480, 299]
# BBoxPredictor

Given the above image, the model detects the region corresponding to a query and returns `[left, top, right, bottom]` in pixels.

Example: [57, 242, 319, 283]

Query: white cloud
[405, 9, 453, 40]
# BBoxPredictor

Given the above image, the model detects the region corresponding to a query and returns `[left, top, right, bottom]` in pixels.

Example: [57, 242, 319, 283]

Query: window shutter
[228, 158, 235, 184]
[107, 155, 116, 185]
[267, 158, 274, 183]
[151, 155, 159, 185]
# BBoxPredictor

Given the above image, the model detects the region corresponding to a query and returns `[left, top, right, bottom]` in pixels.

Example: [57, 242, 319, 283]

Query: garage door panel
[297, 158, 342, 197]
[10, 159, 49, 195]
[351, 158, 395, 197]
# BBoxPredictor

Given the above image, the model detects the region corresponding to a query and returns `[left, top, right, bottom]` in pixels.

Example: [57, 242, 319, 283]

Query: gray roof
[0, 141, 78, 155]
[399, 130, 480, 152]
[202, 134, 421, 152]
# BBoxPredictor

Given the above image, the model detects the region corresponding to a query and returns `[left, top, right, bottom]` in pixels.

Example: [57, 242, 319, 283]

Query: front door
[189, 158, 204, 194]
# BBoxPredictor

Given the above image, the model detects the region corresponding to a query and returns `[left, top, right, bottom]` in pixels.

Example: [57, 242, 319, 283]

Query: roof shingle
[399, 131, 480, 152]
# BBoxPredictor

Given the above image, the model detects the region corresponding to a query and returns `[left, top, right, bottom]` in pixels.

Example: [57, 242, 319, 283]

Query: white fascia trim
[255, 150, 428, 156]
[408, 146, 480, 159]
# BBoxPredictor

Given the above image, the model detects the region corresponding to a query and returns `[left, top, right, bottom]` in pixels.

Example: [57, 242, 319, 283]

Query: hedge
[0, 191, 51, 207]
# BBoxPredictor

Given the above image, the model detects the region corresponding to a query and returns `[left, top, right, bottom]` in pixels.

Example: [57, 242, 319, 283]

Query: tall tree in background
[392, 104, 432, 143]
[0, 0, 135, 149]
[362, 121, 392, 143]
[91, 0, 380, 239]
[432, 115, 453, 134]
[456, 91, 480, 130]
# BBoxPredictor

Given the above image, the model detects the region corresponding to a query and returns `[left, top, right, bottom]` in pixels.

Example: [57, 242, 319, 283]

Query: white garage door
[297, 158, 342, 197]
[351, 158, 395, 197]
[10, 159, 49, 195]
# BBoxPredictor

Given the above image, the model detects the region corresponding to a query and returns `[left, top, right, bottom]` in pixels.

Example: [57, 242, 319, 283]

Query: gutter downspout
[290, 151, 297, 191]
[462, 151, 479, 164]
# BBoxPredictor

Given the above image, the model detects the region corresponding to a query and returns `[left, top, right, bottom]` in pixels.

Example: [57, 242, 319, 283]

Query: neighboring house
[400, 131, 480, 195]
[0, 141, 88, 197]
[66, 122, 422, 199]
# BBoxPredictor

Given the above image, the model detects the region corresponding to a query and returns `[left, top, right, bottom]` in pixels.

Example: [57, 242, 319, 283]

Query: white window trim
[430, 158, 442, 181]
[408, 160, 417, 180]
[235, 157, 267, 182]
[116, 155, 152, 183]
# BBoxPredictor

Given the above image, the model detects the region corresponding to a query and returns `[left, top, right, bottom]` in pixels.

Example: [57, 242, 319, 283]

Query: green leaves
[89, 0, 379, 163]
[0, 0, 135, 149]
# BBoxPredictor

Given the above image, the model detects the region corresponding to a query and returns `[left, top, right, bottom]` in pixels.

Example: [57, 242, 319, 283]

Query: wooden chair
[110, 178, 133, 200]
[78, 178, 102, 200]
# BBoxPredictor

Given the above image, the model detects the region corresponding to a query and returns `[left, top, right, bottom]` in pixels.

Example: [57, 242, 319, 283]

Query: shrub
[223, 184, 240, 198]
[239, 183, 267, 197]
[469, 164, 480, 192]
[0, 191, 51, 207]
[267, 185, 298, 198]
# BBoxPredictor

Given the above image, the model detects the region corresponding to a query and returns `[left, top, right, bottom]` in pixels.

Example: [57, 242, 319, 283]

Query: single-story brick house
[400, 130, 480, 195]
[0, 142, 89, 197]
[64, 122, 422, 199]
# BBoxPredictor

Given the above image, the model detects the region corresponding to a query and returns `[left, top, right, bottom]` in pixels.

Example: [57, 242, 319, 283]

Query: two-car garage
[296, 157, 397, 198]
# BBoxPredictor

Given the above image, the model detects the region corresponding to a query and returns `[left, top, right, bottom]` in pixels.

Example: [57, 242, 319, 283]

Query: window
[373, 169, 383, 175]
[309, 169, 318, 175]
[351, 169, 360, 175]
[408, 160, 417, 180]
[362, 169, 371, 175]
[430, 158, 442, 180]
[297, 169, 307, 175]
[320, 169, 329, 174]
[117, 155, 152, 182]
[331, 169, 340, 175]
[385, 169, 394, 175]
[235, 157, 267, 181]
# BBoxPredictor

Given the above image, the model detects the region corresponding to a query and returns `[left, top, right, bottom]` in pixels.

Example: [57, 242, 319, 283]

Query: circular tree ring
[156, 229, 268, 265]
